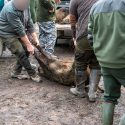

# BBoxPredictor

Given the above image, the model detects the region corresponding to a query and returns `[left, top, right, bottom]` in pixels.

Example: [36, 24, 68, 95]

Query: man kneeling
[0, 0, 41, 82]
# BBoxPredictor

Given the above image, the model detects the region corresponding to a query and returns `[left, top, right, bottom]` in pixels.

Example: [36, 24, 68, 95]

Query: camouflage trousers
[0, 37, 35, 76]
[38, 21, 57, 55]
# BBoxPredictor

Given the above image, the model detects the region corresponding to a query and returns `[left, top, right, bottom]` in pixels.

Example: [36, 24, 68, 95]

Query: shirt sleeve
[6, 11, 26, 37]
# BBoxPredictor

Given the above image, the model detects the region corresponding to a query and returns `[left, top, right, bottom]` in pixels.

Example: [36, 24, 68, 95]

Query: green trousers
[102, 67, 125, 104]
[0, 37, 35, 76]
[75, 37, 100, 71]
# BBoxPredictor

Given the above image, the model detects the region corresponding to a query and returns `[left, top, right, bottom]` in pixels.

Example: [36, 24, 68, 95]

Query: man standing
[69, 0, 101, 102]
[88, 0, 125, 124]
[37, 0, 60, 60]
[0, 0, 41, 82]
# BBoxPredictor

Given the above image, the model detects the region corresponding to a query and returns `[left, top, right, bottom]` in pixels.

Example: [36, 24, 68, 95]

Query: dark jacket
[0, 1, 34, 38]
[37, 0, 56, 22]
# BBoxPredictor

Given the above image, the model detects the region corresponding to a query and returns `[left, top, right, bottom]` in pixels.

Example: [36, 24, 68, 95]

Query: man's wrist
[20, 35, 32, 47]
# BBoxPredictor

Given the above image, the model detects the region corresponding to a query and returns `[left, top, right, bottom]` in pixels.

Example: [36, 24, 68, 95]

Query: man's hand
[31, 32, 40, 46]
[27, 43, 35, 55]
[21, 35, 35, 55]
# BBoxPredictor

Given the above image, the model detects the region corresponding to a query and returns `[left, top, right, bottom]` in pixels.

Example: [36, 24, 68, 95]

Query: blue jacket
[0, 0, 4, 11]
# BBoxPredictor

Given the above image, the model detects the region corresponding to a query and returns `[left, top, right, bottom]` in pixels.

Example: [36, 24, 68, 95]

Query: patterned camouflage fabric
[38, 21, 57, 55]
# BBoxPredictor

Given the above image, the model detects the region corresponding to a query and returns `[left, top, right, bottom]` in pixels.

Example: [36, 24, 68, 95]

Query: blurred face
[13, 0, 29, 10]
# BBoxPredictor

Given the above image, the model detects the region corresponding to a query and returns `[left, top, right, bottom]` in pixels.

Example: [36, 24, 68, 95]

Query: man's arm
[69, 0, 78, 40]
[21, 35, 35, 55]
[31, 32, 40, 46]
[7, 11, 26, 37]
[7, 12, 34, 54]
[88, 14, 94, 46]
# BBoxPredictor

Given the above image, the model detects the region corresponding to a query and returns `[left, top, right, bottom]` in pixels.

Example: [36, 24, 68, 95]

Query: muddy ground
[0, 44, 125, 125]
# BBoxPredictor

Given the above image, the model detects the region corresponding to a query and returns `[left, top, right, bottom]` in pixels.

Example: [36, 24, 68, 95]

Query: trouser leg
[102, 73, 116, 125]
[74, 37, 101, 99]
[39, 21, 57, 55]
[102, 67, 121, 104]
[71, 37, 91, 97]
[101, 67, 122, 125]
[14, 59, 22, 74]
[75, 37, 92, 71]
[4, 38, 36, 76]
[14, 39, 30, 74]
[17, 52, 35, 76]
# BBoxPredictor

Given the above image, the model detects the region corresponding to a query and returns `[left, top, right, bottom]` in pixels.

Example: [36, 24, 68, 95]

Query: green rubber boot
[103, 102, 115, 125]
[119, 114, 125, 125]
[88, 69, 101, 102]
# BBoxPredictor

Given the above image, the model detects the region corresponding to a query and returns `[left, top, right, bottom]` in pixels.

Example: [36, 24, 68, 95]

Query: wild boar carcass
[34, 51, 75, 86]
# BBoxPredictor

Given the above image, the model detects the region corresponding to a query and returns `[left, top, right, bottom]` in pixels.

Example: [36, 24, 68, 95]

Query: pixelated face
[14, 0, 29, 10]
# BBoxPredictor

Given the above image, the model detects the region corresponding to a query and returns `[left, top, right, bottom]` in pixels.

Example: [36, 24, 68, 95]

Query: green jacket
[88, 0, 125, 68]
[30, 0, 38, 23]
[37, 0, 56, 22]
